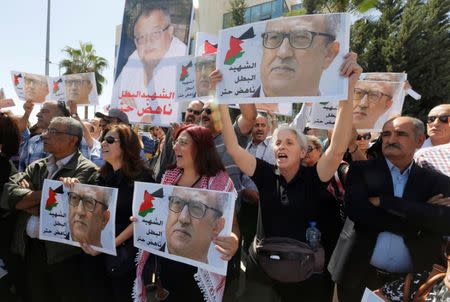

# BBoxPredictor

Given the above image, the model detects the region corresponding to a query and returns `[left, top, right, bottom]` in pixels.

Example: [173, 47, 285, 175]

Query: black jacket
[340, 156, 450, 283]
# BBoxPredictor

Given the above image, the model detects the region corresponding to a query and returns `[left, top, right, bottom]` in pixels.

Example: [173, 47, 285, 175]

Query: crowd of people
[1, 49, 450, 302]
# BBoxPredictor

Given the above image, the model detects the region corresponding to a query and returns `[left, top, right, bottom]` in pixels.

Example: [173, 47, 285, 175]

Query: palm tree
[59, 41, 108, 95]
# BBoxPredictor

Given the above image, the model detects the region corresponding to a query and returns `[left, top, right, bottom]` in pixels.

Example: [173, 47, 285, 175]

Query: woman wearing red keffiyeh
[134, 124, 239, 302]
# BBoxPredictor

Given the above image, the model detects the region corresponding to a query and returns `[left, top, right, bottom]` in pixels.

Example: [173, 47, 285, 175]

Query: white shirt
[246, 137, 276, 165]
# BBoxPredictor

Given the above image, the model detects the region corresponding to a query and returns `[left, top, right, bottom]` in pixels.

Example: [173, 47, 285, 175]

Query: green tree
[351, 0, 450, 120]
[229, 0, 247, 26]
[59, 41, 108, 96]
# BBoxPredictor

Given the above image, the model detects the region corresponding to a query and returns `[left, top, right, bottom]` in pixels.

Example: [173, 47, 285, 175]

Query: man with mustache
[246, 114, 275, 165]
[253, 14, 341, 112]
[336, 116, 450, 301]
[165, 187, 225, 263]
[184, 100, 204, 125]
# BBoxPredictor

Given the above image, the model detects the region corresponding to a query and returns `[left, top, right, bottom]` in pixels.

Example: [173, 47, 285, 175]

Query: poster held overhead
[111, 0, 194, 125]
[216, 13, 351, 108]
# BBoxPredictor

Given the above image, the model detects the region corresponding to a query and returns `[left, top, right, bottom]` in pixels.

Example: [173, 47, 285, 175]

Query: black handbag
[104, 239, 137, 277]
[249, 188, 325, 283]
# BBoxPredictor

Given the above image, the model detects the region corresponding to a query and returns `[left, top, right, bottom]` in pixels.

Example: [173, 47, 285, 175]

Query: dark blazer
[340, 156, 450, 284]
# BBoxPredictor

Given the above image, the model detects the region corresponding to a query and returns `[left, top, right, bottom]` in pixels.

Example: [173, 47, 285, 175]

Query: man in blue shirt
[337, 116, 450, 302]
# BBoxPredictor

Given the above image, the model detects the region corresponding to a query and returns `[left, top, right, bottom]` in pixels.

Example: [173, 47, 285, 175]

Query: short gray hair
[407, 117, 425, 139]
[50, 116, 83, 147]
[272, 123, 307, 150]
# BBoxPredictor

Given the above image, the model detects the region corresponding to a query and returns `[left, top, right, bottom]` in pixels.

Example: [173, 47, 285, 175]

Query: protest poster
[361, 288, 385, 302]
[39, 179, 118, 256]
[195, 32, 218, 56]
[48, 72, 99, 105]
[0, 99, 15, 109]
[11, 71, 50, 103]
[309, 72, 408, 131]
[216, 13, 350, 108]
[111, 0, 194, 125]
[175, 54, 216, 102]
[132, 182, 236, 276]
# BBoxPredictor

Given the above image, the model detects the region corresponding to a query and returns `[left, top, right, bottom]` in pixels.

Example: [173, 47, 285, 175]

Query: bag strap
[255, 194, 265, 240]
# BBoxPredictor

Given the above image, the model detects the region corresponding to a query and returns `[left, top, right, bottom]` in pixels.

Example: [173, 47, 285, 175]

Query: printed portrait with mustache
[165, 187, 225, 264]
[254, 14, 341, 111]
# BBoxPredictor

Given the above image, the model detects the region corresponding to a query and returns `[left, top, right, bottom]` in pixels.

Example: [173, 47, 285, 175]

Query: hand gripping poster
[216, 13, 350, 108]
[309, 72, 408, 131]
[111, 0, 194, 125]
[39, 179, 118, 256]
[133, 182, 236, 302]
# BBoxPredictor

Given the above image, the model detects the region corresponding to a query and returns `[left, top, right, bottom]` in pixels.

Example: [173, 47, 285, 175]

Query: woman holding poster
[62, 123, 154, 302]
[135, 124, 239, 302]
[217, 53, 361, 302]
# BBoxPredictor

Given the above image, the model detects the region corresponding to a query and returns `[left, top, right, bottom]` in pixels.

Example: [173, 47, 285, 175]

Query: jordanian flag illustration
[53, 78, 62, 93]
[204, 40, 218, 54]
[45, 185, 64, 211]
[179, 61, 193, 81]
[13, 73, 22, 86]
[224, 27, 255, 65]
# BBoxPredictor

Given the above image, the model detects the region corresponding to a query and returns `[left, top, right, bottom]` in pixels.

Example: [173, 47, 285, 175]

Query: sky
[0, 0, 126, 119]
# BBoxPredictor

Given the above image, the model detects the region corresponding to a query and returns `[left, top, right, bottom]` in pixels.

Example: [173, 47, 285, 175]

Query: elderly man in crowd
[166, 187, 225, 264]
[421, 104, 450, 148]
[1, 117, 98, 301]
[337, 116, 450, 302]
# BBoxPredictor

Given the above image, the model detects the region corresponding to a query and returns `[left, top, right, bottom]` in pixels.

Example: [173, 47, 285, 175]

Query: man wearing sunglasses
[68, 184, 110, 247]
[1, 117, 99, 301]
[421, 104, 450, 148]
[255, 14, 340, 103]
[184, 100, 204, 125]
[165, 187, 225, 264]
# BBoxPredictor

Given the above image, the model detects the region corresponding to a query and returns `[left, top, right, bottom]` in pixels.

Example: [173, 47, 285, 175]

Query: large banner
[216, 13, 350, 108]
[112, 0, 194, 125]
[309, 72, 408, 131]
[11, 71, 99, 105]
[39, 180, 118, 256]
[132, 182, 236, 276]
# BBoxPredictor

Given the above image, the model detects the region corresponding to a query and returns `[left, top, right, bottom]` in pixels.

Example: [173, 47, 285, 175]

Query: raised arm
[209, 69, 257, 136]
[317, 52, 362, 182]
[218, 104, 257, 177]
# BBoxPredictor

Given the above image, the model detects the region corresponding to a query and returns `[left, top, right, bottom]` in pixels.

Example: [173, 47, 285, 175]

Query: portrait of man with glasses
[64, 73, 94, 105]
[165, 187, 226, 264]
[352, 80, 400, 130]
[68, 184, 112, 248]
[24, 72, 49, 103]
[112, 1, 191, 123]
